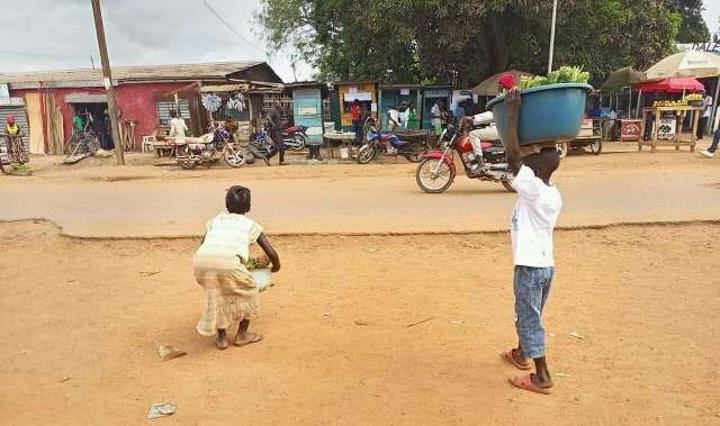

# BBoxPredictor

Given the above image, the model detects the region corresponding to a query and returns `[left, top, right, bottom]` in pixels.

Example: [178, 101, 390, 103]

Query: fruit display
[519, 66, 591, 89]
[652, 100, 689, 108]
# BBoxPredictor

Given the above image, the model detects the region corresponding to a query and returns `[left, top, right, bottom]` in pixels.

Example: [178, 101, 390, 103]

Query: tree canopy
[257, 0, 690, 87]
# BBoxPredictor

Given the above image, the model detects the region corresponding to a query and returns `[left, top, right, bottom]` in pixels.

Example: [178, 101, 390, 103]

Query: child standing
[193, 186, 281, 349]
[500, 87, 562, 394]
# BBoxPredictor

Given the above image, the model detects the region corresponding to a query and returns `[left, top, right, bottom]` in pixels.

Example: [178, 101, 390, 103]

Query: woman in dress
[193, 186, 281, 349]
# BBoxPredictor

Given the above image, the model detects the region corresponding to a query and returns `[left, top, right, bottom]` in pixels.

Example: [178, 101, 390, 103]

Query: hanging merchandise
[201, 93, 222, 113]
[226, 92, 246, 112]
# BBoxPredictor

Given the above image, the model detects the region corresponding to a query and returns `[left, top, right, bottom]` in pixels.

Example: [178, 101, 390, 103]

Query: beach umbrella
[471, 70, 534, 96]
[645, 50, 720, 79]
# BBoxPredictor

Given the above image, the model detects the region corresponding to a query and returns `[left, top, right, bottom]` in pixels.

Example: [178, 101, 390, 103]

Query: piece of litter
[449, 320, 465, 325]
[406, 316, 434, 328]
[157, 345, 186, 361]
[554, 373, 570, 378]
[366, 247, 378, 253]
[60, 375, 72, 383]
[140, 271, 161, 277]
[147, 401, 176, 419]
[569, 332, 584, 340]
[549, 332, 556, 338]
[354, 319, 369, 326]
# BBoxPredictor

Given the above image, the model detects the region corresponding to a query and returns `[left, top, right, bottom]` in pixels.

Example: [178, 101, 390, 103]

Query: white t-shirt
[388, 109, 400, 125]
[510, 165, 562, 267]
[195, 213, 263, 263]
[398, 109, 409, 127]
[702, 96, 712, 118]
[169, 117, 188, 137]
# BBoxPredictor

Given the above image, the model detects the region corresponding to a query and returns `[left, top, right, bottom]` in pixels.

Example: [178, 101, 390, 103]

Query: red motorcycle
[281, 125, 308, 151]
[415, 123, 514, 193]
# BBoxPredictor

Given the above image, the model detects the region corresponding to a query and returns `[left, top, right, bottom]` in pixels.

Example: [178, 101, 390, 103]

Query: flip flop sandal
[501, 350, 531, 370]
[509, 374, 553, 395]
[234, 333, 263, 347]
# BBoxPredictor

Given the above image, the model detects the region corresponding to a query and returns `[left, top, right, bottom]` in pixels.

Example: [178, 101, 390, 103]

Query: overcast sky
[0, 0, 718, 83]
[0, 0, 313, 82]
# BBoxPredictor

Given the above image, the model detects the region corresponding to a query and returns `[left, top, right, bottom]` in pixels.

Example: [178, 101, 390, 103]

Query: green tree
[257, 0, 681, 87]
[667, 0, 710, 43]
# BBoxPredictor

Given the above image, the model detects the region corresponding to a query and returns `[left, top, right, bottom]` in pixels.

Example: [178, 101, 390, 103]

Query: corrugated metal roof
[1, 61, 263, 87]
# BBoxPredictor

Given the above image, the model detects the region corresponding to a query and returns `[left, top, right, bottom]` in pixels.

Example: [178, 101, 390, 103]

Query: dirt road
[1, 221, 719, 424]
[1, 150, 718, 237]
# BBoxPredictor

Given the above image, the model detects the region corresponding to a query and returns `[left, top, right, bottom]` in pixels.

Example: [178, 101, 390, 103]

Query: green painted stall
[378, 84, 422, 130]
[421, 86, 452, 130]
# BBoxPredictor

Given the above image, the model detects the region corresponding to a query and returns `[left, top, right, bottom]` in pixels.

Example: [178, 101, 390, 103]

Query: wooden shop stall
[334, 81, 378, 131]
[634, 78, 705, 152]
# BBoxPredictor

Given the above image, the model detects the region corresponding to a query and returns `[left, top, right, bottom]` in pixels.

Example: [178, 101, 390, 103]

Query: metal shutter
[0, 106, 30, 152]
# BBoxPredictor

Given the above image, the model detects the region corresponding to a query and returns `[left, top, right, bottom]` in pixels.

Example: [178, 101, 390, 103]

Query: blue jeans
[514, 265, 554, 359]
[352, 120, 362, 144]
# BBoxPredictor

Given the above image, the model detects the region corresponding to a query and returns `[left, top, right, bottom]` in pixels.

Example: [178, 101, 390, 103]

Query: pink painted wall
[11, 82, 186, 150]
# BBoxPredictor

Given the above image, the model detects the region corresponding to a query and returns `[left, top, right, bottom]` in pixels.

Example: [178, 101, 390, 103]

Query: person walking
[267, 100, 287, 165]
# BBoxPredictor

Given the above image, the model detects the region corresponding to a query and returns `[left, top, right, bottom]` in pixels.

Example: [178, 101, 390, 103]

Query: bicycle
[64, 121, 100, 158]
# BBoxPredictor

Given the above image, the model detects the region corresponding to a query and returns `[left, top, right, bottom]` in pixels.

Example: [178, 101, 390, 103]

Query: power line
[200, 0, 266, 55]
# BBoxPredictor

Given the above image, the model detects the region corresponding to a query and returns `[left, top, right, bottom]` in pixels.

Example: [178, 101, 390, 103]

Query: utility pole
[90, 0, 124, 165]
[548, 0, 559, 74]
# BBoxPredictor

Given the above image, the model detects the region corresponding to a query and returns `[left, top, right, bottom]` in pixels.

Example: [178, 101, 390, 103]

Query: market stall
[420, 86, 451, 130]
[378, 84, 422, 130]
[634, 77, 705, 152]
[334, 81, 378, 131]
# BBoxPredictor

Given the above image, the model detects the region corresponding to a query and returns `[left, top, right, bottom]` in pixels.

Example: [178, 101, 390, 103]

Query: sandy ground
[0, 220, 719, 424]
[1, 145, 719, 237]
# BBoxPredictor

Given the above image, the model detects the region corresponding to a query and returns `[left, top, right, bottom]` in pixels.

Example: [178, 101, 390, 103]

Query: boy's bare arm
[504, 88, 523, 173]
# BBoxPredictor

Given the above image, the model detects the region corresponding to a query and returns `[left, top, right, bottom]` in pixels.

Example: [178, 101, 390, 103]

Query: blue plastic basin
[486, 83, 593, 145]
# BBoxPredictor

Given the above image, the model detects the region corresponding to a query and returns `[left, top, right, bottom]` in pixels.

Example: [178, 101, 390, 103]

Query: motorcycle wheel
[357, 145, 376, 164]
[176, 146, 197, 170]
[87, 136, 100, 155]
[223, 144, 247, 168]
[501, 179, 516, 193]
[290, 134, 306, 151]
[416, 158, 455, 193]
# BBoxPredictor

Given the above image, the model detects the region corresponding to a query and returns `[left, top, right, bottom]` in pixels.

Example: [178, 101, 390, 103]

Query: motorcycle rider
[266, 100, 286, 165]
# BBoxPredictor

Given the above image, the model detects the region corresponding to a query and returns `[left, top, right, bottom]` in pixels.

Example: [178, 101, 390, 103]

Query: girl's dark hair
[226, 186, 251, 214]
[170, 110, 178, 118]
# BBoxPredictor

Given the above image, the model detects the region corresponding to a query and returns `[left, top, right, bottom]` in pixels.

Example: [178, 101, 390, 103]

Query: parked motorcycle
[357, 124, 426, 164]
[175, 124, 246, 170]
[281, 125, 308, 151]
[415, 123, 514, 193]
[244, 131, 278, 166]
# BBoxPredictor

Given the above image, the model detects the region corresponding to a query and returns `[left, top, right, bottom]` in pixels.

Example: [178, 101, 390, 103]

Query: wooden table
[639, 106, 702, 152]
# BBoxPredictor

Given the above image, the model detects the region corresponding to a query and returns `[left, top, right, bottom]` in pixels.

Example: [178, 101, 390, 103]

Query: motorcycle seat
[480, 141, 494, 150]
[284, 126, 300, 133]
